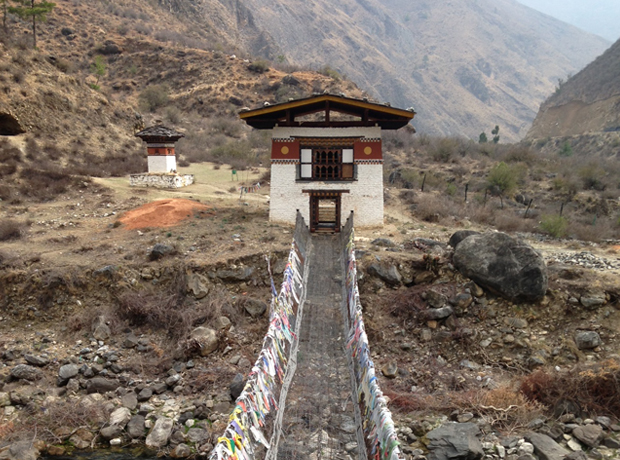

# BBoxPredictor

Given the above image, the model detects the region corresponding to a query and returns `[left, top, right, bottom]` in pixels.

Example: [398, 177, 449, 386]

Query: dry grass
[0, 220, 27, 241]
[520, 359, 620, 417]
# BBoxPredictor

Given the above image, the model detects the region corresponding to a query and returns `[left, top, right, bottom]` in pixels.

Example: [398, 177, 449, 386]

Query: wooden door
[310, 193, 341, 233]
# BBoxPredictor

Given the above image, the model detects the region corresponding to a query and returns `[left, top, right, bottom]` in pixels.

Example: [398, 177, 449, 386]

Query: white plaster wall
[270, 164, 383, 227]
[272, 126, 381, 139]
[148, 156, 177, 173]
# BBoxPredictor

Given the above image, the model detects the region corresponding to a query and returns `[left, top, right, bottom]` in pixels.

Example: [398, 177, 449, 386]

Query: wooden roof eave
[239, 94, 415, 124]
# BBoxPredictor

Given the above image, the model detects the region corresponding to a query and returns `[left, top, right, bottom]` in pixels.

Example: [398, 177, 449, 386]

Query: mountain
[0, 0, 610, 146]
[204, 0, 610, 141]
[526, 38, 620, 139]
[515, 0, 620, 42]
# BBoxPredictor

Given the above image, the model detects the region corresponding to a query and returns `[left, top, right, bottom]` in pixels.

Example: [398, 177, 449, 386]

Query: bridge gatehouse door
[309, 192, 341, 233]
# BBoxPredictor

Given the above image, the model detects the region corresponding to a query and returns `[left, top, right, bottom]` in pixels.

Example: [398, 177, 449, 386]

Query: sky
[515, 0, 620, 42]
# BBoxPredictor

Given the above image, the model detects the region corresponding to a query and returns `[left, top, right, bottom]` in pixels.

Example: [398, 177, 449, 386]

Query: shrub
[430, 138, 458, 163]
[540, 214, 568, 238]
[0, 220, 25, 241]
[248, 59, 270, 73]
[487, 162, 520, 197]
[139, 84, 169, 112]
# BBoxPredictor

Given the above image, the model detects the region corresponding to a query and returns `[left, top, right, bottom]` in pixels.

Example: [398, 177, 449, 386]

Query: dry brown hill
[527, 38, 620, 139]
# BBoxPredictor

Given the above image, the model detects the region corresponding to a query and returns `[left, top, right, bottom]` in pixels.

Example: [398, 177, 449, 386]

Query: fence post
[524, 199, 533, 218]
[464, 183, 469, 202]
[421, 173, 426, 192]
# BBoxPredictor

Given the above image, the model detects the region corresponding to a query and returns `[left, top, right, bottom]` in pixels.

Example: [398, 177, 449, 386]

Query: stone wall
[129, 173, 194, 189]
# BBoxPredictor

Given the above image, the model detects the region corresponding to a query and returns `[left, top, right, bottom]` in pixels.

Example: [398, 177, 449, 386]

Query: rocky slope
[527, 38, 620, 139]
[205, 0, 609, 140]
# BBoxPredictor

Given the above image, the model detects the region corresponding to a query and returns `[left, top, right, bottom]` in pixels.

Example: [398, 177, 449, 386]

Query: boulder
[100, 425, 123, 441]
[190, 327, 219, 356]
[10, 364, 43, 381]
[381, 362, 398, 379]
[426, 422, 484, 460]
[187, 272, 210, 299]
[186, 427, 208, 443]
[0, 441, 40, 460]
[230, 373, 245, 400]
[24, 354, 50, 367]
[367, 263, 402, 286]
[150, 244, 174, 261]
[525, 432, 570, 460]
[100, 40, 122, 55]
[574, 331, 601, 350]
[453, 232, 547, 301]
[215, 266, 254, 282]
[425, 306, 454, 320]
[86, 377, 120, 394]
[146, 417, 174, 449]
[110, 407, 132, 429]
[58, 364, 80, 381]
[449, 231, 480, 249]
[580, 291, 607, 309]
[572, 424, 603, 447]
[121, 392, 138, 410]
[138, 387, 153, 402]
[92, 315, 111, 341]
[127, 414, 146, 439]
[170, 444, 191, 458]
[241, 298, 268, 318]
[426, 290, 448, 308]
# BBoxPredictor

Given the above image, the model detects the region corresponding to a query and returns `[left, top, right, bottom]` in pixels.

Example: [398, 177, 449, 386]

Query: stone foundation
[129, 173, 194, 189]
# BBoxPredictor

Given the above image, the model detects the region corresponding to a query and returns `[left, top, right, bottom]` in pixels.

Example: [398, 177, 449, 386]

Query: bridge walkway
[274, 234, 362, 460]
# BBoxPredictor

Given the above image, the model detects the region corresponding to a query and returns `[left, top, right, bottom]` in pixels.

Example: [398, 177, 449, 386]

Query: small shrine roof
[135, 125, 185, 141]
[239, 94, 415, 130]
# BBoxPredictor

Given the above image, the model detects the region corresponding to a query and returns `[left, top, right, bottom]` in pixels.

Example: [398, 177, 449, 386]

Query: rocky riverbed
[1, 228, 619, 460]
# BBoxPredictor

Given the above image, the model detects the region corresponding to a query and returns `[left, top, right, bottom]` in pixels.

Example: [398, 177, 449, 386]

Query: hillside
[527, 37, 620, 139]
[205, 0, 610, 141]
[0, 0, 358, 203]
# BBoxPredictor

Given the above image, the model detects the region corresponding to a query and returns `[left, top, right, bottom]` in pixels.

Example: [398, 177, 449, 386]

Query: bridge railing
[341, 212, 403, 460]
[209, 212, 308, 460]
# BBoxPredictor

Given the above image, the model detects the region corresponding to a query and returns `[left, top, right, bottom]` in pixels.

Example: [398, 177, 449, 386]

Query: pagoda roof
[135, 125, 185, 141]
[239, 94, 415, 130]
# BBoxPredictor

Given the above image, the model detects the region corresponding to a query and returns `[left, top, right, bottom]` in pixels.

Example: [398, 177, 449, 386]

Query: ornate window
[299, 148, 355, 181]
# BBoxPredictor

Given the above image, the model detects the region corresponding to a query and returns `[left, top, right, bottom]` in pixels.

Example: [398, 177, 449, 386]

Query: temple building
[131, 125, 194, 188]
[240, 94, 415, 232]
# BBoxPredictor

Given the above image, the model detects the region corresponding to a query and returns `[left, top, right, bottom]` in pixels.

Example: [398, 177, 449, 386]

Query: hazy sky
[515, 0, 619, 42]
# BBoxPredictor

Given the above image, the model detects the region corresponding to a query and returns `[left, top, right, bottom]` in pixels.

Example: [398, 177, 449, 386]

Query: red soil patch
[118, 199, 213, 230]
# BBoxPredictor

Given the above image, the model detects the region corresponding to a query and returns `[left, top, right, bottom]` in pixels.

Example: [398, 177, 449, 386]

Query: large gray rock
[367, 263, 402, 286]
[425, 306, 454, 320]
[24, 354, 50, 367]
[146, 417, 174, 448]
[453, 232, 547, 301]
[86, 377, 120, 394]
[0, 440, 40, 460]
[59, 364, 80, 380]
[449, 231, 480, 249]
[426, 422, 484, 460]
[100, 425, 123, 441]
[572, 424, 603, 447]
[127, 414, 146, 439]
[230, 373, 245, 400]
[215, 266, 254, 282]
[150, 244, 174, 261]
[574, 331, 601, 350]
[10, 364, 43, 381]
[525, 432, 570, 460]
[110, 407, 132, 429]
[92, 315, 111, 341]
[241, 298, 268, 318]
[579, 290, 607, 309]
[190, 327, 219, 356]
[187, 272, 210, 299]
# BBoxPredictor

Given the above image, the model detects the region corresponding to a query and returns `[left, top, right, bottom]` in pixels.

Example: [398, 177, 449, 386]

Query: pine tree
[8, 0, 55, 48]
[478, 132, 488, 144]
[491, 125, 500, 144]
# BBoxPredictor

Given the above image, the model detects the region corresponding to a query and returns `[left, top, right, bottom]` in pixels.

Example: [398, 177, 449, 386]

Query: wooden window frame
[297, 146, 356, 181]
